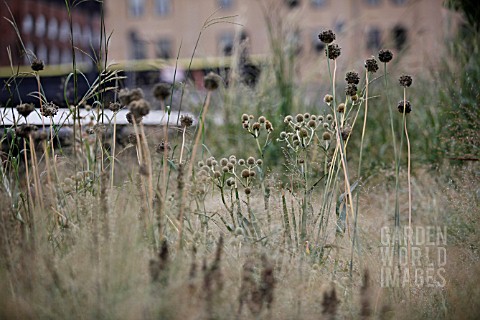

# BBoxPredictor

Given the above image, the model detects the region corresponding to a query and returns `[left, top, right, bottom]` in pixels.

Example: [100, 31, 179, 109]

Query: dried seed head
[345, 71, 360, 85]
[365, 57, 379, 73]
[318, 116, 324, 122]
[211, 159, 218, 167]
[126, 112, 143, 124]
[397, 100, 412, 113]
[241, 169, 250, 178]
[244, 187, 251, 195]
[198, 161, 204, 167]
[326, 114, 333, 121]
[41, 102, 59, 117]
[308, 119, 316, 128]
[304, 113, 310, 119]
[15, 124, 37, 138]
[129, 88, 144, 102]
[398, 75, 413, 87]
[243, 122, 249, 129]
[265, 121, 273, 132]
[324, 94, 334, 104]
[31, 58, 44, 71]
[322, 131, 331, 140]
[128, 99, 151, 119]
[226, 177, 235, 187]
[242, 114, 249, 122]
[214, 171, 221, 178]
[227, 162, 234, 170]
[326, 43, 341, 60]
[351, 94, 359, 102]
[337, 103, 345, 113]
[378, 49, 393, 63]
[204, 72, 221, 91]
[258, 116, 266, 124]
[153, 82, 171, 100]
[280, 131, 287, 139]
[238, 159, 245, 166]
[247, 157, 255, 165]
[311, 115, 317, 121]
[222, 166, 229, 173]
[345, 83, 358, 96]
[156, 140, 171, 153]
[318, 29, 336, 44]
[284, 115, 293, 123]
[296, 114, 304, 122]
[249, 171, 256, 177]
[16, 103, 35, 118]
[118, 88, 131, 105]
[252, 122, 261, 131]
[341, 126, 352, 141]
[323, 123, 330, 129]
[180, 115, 194, 128]
[256, 159, 263, 165]
[108, 102, 121, 112]
[300, 128, 309, 138]
[220, 158, 228, 166]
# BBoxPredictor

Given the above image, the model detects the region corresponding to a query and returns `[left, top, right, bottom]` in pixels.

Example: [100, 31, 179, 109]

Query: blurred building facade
[0, 0, 101, 67]
[104, 0, 458, 76]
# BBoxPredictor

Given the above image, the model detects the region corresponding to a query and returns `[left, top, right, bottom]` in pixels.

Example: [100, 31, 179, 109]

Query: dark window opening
[366, 28, 382, 51]
[218, 0, 234, 9]
[285, 0, 301, 9]
[129, 31, 146, 60]
[156, 38, 172, 59]
[392, 25, 407, 51]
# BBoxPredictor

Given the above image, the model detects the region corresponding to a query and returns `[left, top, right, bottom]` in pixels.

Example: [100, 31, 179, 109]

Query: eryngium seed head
[296, 114, 304, 122]
[180, 115, 193, 128]
[378, 49, 393, 63]
[31, 58, 44, 71]
[153, 82, 171, 100]
[322, 132, 331, 140]
[318, 29, 336, 44]
[108, 102, 121, 112]
[345, 71, 360, 84]
[365, 57, 379, 73]
[397, 100, 412, 114]
[324, 94, 334, 104]
[41, 102, 59, 117]
[128, 99, 151, 119]
[399, 75, 413, 87]
[241, 169, 250, 178]
[242, 113, 249, 122]
[204, 72, 221, 91]
[337, 103, 345, 113]
[16, 103, 35, 118]
[326, 44, 341, 60]
[247, 157, 255, 165]
[345, 83, 357, 96]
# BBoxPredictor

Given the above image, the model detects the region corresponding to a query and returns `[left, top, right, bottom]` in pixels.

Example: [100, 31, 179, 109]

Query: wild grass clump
[0, 0, 479, 319]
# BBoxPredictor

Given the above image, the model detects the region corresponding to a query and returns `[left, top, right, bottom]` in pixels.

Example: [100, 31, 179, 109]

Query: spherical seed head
[326, 114, 333, 121]
[214, 171, 221, 178]
[399, 75, 413, 87]
[325, 43, 341, 60]
[378, 49, 393, 63]
[341, 126, 352, 141]
[249, 171, 256, 177]
[126, 112, 143, 124]
[211, 160, 218, 166]
[118, 88, 131, 105]
[204, 72, 221, 91]
[226, 177, 235, 187]
[16, 103, 35, 117]
[311, 115, 317, 121]
[129, 99, 151, 118]
[322, 131, 331, 140]
[345, 71, 360, 85]
[323, 123, 329, 129]
[41, 102, 59, 117]
[300, 128, 309, 138]
[308, 119, 316, 128]
[397, 100, 412, 113]
[318, 29, 336, 44]
[180, 115, 194, 128]
[206, 158, 213, 166]
[201, 165, 210, 172]
[345, 83, 358, 97]
[15, 124, 38, 138]
[284, 115, 293, 123]
[324, 94, 334, 104]
[247, 157, 255, 165]
[241, 169, 250, 178]
[265, 121, 273, 132]
[242, 113, 249, 122]
[31, 58, 44, 71]
[152, 82, 171, 100]
[227, 162, 234, 170]
[245, 187, 251, 195]
[129, 88, 144, 102]
[243, 122, 249, 129]
[258, 116, 266, 124]
[365, 57, 379, 73]
[220, 158, 228, 166]
[238, 159, 245, 166]
[252, 122, 261, 131]
[280, 131, 287, 139]
[256, 159, 263, 165]
[337, 103, 346, 113]
[296, 114, 304, 122]
[351, 94, 359, 102]
[198, 161, 204, 167]
[155, 141, 171, 154]
[318, 116, 324, 122]
[222, 166, 229, 173]
[108, 102, 121, 112]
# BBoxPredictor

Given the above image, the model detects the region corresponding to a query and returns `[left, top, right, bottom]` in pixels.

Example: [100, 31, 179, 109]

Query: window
[48, 18, 58, 40]
[392, 25, 407, 50]
[155, 0, 171, 16]
[35, 15, 46, 37]
[22, 14, 33, 34]
[365, 0, 381, 5]
[156, 38, 172, 59]
[129, 31, 146, 60]
[218, 0, 233, 9]
[49, 46, 60, 64]
[59, 20, 70, 42]
[61, 48, 72, 64]
[285, 0, 300, 8]
[82, 25, 92, 46]
[391, 0, 407, 4]
[129, 0, 145, 17]
[366, 27, 382, 51]
[73, 23, 82, 42]
[218, 32, 234, 56]
[311, 0, 326, 7]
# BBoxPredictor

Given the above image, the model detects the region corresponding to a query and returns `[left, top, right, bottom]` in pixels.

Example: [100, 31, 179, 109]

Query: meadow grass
[0, 1, 479, 319]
